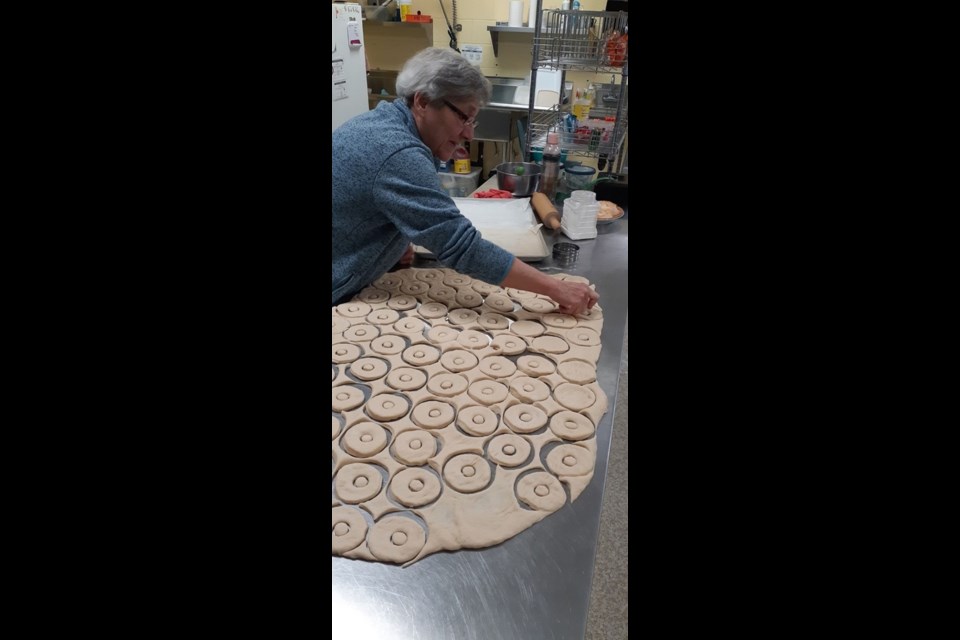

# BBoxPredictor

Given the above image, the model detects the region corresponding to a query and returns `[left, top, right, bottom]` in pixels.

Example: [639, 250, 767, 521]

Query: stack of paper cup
[560, 190, 599, 240]
[528, 0, 537, 27]
[509, 1, 523, 27]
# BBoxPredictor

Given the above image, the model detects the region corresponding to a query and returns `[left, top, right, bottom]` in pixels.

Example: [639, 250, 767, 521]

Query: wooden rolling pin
[531, 192, 561, 230]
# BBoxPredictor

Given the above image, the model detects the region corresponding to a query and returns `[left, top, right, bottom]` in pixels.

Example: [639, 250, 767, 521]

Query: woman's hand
[550, 281, 599, 316]
[500, 258, 599, 316]
[397, 243, 415, 268]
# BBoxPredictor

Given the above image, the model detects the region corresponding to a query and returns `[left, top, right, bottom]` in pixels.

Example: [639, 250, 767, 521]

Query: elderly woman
[332, 47, 598, 315]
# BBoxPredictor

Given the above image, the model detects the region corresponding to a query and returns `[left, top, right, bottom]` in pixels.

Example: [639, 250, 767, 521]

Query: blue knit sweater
[332, 100, 514, 305]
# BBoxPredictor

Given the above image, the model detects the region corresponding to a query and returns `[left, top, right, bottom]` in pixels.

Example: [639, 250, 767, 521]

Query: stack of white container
[560, 190, 599, 240]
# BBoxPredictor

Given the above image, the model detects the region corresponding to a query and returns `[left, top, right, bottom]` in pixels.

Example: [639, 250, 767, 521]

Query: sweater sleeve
[372, 147, 515, 286]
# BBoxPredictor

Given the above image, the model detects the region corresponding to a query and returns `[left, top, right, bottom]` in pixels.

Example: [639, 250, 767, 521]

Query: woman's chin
[441, 142, 461, 161]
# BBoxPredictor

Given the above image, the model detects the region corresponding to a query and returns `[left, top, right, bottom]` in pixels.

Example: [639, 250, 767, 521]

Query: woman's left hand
[397, 243, 415, 267]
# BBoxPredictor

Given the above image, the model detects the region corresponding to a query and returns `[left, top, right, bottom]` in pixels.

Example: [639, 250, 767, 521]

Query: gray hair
[395, 47, 491, 107]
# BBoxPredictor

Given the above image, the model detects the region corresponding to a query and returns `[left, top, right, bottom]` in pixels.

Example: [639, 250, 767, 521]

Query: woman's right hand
[500, 258, 600, 317]
[550, 282, 599, 316]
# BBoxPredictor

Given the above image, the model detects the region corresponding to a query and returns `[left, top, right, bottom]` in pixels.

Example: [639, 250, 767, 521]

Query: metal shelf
[527, 105, 627, 158]
[486, 25, 534, 57]
[533, 10, 628, 73]
[525, 4, 628, 169]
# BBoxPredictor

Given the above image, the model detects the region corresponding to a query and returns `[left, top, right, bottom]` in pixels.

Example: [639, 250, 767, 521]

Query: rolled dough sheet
[332, 267, 607, 566]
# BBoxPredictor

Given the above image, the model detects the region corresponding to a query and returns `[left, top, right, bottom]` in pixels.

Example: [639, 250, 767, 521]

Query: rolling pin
[531, 192, 561, 230]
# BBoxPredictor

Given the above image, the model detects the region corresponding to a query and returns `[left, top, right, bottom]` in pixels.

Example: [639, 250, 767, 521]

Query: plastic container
[438, 167, 482, 197]
[398, 0, 412, 21]
[564, 165, 597, 190]
[452, 146, 471, 174]
[560, 190, 599, 240]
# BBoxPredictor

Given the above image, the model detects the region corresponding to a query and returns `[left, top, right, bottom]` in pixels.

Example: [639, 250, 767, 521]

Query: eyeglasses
[441, 99, 479, 129]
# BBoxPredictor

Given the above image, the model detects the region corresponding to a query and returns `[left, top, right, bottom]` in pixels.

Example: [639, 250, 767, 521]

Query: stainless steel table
[332, 202, 629, 640]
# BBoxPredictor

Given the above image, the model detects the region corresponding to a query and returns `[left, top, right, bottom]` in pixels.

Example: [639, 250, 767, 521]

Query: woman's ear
[412, 91, 430, 114]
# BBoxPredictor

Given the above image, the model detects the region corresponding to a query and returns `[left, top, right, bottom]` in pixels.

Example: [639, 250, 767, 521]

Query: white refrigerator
[332, 2, 369, 132]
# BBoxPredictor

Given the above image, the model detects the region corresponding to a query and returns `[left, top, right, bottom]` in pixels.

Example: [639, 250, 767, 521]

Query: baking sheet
[413, 197, 550, 262]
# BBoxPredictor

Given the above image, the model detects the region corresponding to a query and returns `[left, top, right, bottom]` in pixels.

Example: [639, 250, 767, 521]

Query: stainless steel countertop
[332, 202, 629, 640]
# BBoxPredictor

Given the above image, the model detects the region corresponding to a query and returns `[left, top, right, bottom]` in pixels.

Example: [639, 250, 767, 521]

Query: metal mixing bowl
[495, 162, 543, 197]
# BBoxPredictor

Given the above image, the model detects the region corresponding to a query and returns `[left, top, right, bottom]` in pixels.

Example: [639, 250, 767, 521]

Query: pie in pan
[597, 200, 624, 222]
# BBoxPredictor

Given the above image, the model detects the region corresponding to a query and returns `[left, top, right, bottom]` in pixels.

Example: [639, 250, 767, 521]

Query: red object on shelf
[605, 31, 627, 67]
[405, 14, 432, 22]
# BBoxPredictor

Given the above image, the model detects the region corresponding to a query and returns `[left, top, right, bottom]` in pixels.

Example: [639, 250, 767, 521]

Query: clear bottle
[540, 131, 561, 202]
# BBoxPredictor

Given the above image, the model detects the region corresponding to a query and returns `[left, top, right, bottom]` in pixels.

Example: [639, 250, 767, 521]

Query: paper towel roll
[508, 1, 523, 27]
